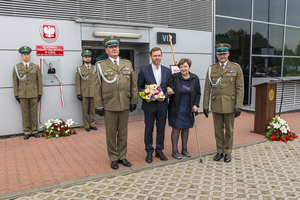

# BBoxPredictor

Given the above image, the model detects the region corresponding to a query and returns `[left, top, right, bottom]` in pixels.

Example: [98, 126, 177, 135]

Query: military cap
[215, 43, 231, 54]
[81, 50, 92, 57]
[102, 35, 120, 48]
[19, 46, 32, 54]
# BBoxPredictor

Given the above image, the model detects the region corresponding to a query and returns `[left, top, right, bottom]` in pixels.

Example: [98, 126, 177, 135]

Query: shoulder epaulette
[122, 59, 131, 63]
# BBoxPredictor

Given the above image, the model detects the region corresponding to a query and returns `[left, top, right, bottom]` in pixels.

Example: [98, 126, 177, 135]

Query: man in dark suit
[137, 47, 171, 163]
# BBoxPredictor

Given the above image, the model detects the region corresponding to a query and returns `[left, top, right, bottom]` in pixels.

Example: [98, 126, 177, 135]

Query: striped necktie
[114, 60, 119, 71]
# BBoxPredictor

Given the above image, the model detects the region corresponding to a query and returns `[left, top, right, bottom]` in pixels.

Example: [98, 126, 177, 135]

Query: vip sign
[39, 20, 59, 43]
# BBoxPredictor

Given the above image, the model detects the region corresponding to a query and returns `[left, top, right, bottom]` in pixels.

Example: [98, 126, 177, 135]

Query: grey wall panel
[0, 16, 81, 50]
[0, 88, 23, 135]
[150, 27, 212, 55]
[39, 85, 84, 130]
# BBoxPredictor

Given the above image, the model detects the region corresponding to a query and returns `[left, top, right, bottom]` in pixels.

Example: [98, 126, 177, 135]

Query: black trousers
[143, 109, 167, 154]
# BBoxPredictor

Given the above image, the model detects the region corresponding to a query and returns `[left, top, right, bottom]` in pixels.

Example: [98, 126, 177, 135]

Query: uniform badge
[122, 68, 129, 71]
[108, 77, 111, 80]
[110, 72, 113, 75]
[105, 70, 112, 72]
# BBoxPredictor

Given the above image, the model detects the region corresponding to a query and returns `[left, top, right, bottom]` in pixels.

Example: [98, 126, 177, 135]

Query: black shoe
[91, 127, 98, 130]
[146, 154, 153, 163]
[111, 161, 118, 170]
[33, 133, 40, 138]
[224, 154, 231, 163]
[118, 159, 131, 167]
[155, 152, 168, 161]
[24, 135, 30, 140]
[213, 153, 223, 161]
[86, 128, 90, 132]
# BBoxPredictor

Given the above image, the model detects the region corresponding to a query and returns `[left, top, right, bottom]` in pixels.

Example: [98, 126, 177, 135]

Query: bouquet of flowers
[265, 116, 298, 142]
[139, 83, 165, 101]
[40, 117, 78, 139]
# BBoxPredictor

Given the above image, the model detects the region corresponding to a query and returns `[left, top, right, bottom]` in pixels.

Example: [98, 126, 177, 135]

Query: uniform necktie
[25, 64, 27, 68]
[221, 64, 224, 69]
[114, 60, 119, 71]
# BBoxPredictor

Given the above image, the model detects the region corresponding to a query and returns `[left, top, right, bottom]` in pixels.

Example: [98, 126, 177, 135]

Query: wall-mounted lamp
[93, 31, 142, 39]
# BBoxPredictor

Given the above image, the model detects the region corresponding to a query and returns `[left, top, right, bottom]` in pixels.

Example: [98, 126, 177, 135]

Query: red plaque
[36, 45, 64, 56]
[39, 20, 59, 43]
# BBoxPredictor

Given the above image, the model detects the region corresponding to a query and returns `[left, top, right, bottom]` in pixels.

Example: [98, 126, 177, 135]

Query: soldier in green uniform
[13, 46, 43, 140]
[75, 50, 98, 132]
[203, 43, 244, 163]
[94, 36, 139, 170]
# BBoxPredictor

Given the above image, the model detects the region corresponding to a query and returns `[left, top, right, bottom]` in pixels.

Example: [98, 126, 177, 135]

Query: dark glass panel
[252, 23, 283, 55]
[284, 27, 300, 56]
[287, 0, 300, 26]
[216, 17, 251, 104]
[283, 58, 300, 76]
[216, 0, 251, 19]
[216, 17, 251, 68]
[254, 0, 285, 24]
[252, 56, 282, 77]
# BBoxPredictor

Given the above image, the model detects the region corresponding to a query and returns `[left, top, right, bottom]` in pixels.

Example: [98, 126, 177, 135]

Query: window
[253, 0, 285, 24]
[216, 0, 251, 19]
[287, 0, 300, 26]
[283, 58, 300, 76]
[284, 27, 300, 56]
[252, 56, 282, 77]
[252, 23, 283, 55]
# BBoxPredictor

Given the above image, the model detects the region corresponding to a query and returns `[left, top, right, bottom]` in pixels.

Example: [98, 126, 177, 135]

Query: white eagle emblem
[44, 26, 55, 38]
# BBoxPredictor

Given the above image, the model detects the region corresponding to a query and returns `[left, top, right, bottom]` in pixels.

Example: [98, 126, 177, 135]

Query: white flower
[273, 123, 280, 129]
[57, 128, 60, 131]
[278, 118, 285, 125]
[286, 125, 290, 131]
[54, 119, 62, 124]
[281, 126, 288, 134]
[65, 131, 68, 133]
[51, 127, 54, 129]
[66, 119, 74, 126]
[55, 134, 59, 138]
[45, 120, 52, 129]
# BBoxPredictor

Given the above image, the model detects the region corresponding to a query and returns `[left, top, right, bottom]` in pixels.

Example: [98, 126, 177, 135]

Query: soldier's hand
[130, 104, 137, 112]
[234, 108, 241, 118]
[95, 107, 104, 116]
[15, 96, 20, 104]
[203, 109, 209, 118]
[38, 95, 42, 102]
[77, 94, 83, 101]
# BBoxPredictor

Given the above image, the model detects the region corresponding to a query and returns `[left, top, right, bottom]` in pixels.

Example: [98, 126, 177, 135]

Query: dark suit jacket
[137, 64, 171, 111]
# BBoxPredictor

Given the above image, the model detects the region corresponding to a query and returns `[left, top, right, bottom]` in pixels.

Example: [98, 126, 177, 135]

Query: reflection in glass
[283, 58, 300, 76]
[284, 27, 300, 56]
[216, 17, 251, 104]
[216, 17, 250, 70]
[252, 23, 283, 55]
[254, 0, 285, 24]
[252, 56, 282, 77]
[287, 0, 300, 26]
[216, 0, 251, 19]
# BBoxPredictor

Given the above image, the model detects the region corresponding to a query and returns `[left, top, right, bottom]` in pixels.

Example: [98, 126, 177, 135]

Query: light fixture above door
[93, 31, 142, 39]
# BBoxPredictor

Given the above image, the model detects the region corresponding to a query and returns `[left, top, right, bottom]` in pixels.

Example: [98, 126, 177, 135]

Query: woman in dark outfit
[167, 58, 201, 159]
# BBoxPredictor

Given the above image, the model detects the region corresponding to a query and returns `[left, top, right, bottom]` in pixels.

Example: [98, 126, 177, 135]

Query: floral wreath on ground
[265, 116, 298, 142]
[40, 117, 78, 139]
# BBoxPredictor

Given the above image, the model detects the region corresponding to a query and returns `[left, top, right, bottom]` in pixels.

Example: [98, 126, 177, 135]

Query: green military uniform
[203, 45, 244, 155]
[75, 50, 97, 129]
[94, 36, 138, 162]
[94, 58, 139, 161]
[13, 46, 43, 136]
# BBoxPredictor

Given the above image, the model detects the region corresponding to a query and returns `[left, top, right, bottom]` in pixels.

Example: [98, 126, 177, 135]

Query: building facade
[1, 0, 299, 136]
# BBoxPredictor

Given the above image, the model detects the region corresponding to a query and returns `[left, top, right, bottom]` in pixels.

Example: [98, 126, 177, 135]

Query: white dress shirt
[151, 63, 162, 86]
[109, 57, 120, 66]
[23, 62, 30, 67]
[219, 61, 228, 69]
[85, 64, 91, 69]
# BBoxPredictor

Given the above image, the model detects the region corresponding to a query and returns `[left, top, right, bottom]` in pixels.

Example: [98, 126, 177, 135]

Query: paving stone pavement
[14, 132, 300, 200]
